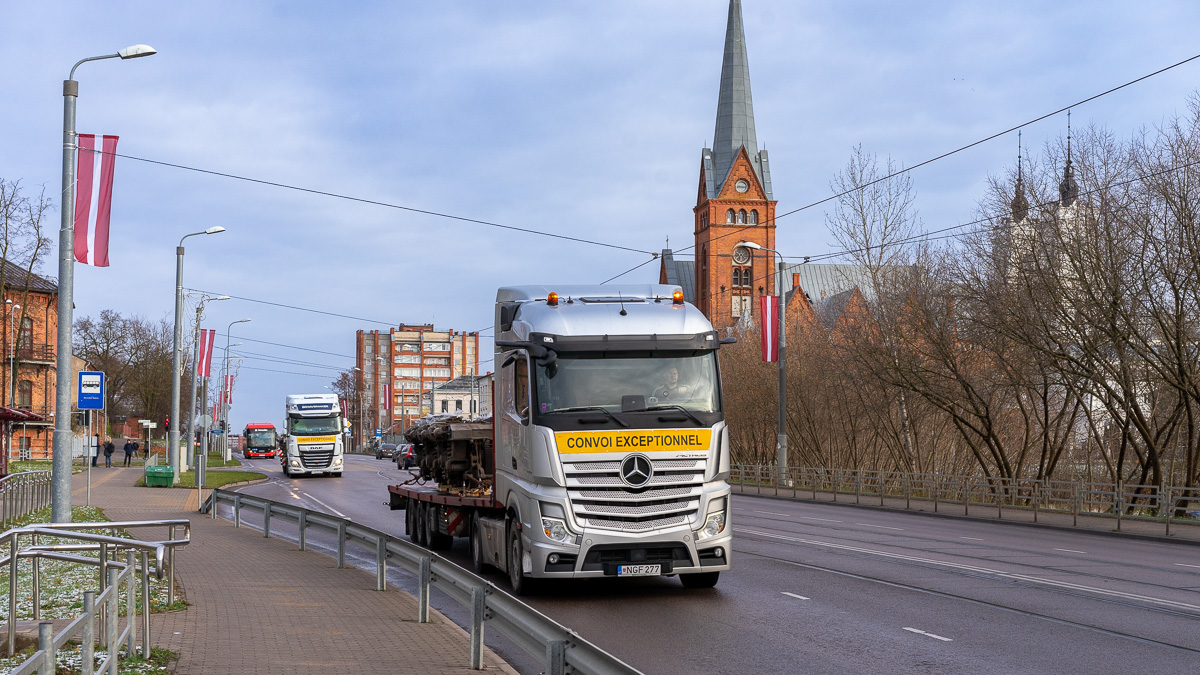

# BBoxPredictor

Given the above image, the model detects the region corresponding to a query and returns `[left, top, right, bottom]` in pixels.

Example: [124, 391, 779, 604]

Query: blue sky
[3, 0, 1199, 430]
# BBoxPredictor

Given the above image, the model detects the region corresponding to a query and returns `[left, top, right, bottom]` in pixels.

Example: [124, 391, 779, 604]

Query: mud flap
[389, 492, 408, 511]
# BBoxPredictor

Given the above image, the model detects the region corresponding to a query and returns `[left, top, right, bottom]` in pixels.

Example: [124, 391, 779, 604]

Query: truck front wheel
[507, 521, 537, 596]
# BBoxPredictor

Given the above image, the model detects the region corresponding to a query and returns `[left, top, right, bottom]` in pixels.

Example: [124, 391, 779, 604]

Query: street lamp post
[221, 319, 250, 460]
[52, 44, 157, 522]
[170, 226, 225, 480]
[183, 293, 228, 481]
[737, 241, 788, 485]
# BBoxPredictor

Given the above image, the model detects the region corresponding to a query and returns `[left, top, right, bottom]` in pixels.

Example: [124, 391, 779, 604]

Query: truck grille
[564, 458, 705, 532]
[301, 448, 333, 469]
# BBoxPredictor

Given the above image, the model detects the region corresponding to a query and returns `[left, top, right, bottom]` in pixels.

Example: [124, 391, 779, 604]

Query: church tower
[694, 0, 778, 329]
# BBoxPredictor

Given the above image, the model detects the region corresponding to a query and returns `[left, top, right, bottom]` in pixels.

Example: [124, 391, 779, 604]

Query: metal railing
[203, 489, 640, 675]
[2, 519, 191, 672]
[730, 465, 1200, 536]
[0, 471, 51, 527]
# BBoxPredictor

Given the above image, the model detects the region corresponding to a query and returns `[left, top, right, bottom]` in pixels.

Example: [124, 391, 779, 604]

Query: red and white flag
[383, 384, 391, 405]
[340, 399, 348, 418]
[760, 296, 779, 362]
[197, 329, 217, 377]
[73, 134, 119, 267]
[224, 375, 234, 404]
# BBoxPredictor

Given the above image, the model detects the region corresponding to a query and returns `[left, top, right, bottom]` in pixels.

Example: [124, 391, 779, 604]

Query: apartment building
[1, 260, 58, 468]
[355, 324, 480, 444]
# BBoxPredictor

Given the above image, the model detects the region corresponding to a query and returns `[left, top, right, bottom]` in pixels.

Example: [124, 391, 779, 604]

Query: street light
[183, 293, 228, 481]
[220, 319, 250, 461]
[52, 44, 157, 522]
[736, 241, 788, 485]
[170, 226, 225, 481]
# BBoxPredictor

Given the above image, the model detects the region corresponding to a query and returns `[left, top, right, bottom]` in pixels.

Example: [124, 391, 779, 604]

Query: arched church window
[726, 209, 734, 224]
[732, 268, 742, 288]
[750, 210, 758, 224]
[738, 209, 747, 224]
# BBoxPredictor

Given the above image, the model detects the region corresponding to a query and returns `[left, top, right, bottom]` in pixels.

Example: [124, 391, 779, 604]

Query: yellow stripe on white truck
[296, 435, 336, 444]
[554, 429, 712, 454]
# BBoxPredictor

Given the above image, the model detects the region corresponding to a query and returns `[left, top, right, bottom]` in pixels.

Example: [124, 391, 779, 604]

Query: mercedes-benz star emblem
[620, 454, 654, 488]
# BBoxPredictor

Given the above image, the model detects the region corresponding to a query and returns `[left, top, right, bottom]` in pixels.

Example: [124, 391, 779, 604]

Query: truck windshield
[535, 352, 720, 414]
[290, 416, 339, 435]
[246, 430, 275, 447]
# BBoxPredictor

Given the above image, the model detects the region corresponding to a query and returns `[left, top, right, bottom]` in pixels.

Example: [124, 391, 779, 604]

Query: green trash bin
[145, 465, 175, 488]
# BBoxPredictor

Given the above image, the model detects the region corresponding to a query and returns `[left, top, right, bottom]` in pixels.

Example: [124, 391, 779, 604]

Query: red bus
[242, 423, 278, 459]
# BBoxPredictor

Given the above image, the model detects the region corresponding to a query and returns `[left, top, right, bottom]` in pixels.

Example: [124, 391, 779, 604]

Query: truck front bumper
[525, 524, 732, 579]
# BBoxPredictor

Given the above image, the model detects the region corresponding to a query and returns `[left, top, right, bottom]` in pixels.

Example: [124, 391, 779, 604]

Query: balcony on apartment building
[12, 403, 51, 424]
[15, 342, 55, 364]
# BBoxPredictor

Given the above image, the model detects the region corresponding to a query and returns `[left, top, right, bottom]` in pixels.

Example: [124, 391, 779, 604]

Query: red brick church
[660, 0, 869, 331]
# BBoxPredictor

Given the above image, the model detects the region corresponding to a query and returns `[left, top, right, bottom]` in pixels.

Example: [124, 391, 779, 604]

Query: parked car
[375, 442, 397, 460]
[394, 443, 415, 470]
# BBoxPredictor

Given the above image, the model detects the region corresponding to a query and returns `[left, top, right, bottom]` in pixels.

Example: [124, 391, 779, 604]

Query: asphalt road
[229, 454, 1200, 675]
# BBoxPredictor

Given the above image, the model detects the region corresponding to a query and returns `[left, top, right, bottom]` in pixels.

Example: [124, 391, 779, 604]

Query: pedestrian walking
[103, 438, 114, 467]
[131, 439, 140, 461]
[123, 439, 134, 466]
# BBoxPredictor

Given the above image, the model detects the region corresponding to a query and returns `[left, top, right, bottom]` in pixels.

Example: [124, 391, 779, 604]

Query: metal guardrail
[730, 465, 1200, 535]
[2, 519, 191, 672]
[203, 489, 640, 675]
[0, 471, 51, 527]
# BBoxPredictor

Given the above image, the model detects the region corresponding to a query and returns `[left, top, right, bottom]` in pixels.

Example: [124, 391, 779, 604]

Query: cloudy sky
[3, 0, 1199, 430]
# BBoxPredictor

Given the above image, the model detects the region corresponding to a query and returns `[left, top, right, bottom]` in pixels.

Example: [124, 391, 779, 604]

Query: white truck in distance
[280, 394, 345, 478]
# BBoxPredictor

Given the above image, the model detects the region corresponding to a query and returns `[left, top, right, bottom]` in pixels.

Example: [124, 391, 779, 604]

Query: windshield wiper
[545, 406, 628, 428]
[644, 404, 704, 425]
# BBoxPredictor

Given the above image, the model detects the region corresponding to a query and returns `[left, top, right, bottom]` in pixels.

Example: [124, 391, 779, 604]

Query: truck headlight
[696, 508, 726, 541]
[333, 457, 343, 466]
[541, 517, 573, 544]
[290, 459, 301, 467]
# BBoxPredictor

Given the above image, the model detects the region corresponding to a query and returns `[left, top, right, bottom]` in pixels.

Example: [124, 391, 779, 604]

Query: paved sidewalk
[70, 468, 518, 674]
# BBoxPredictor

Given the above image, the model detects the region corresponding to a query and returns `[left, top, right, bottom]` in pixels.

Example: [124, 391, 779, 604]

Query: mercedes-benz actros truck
[280, 394, 345, 478]
[388, 284, 733, 593]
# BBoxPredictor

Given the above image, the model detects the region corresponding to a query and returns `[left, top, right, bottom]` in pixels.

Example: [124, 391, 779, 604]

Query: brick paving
[69, 468, 518, 674]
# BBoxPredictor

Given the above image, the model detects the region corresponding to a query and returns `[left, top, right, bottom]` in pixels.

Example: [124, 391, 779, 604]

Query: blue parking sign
[78, 371, 104, 410]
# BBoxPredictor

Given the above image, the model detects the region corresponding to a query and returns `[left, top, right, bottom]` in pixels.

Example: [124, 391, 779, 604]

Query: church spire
[1011, 130, 1028, 222]
[1059, 110, 1079, 207]
[711, 0, 764, 194]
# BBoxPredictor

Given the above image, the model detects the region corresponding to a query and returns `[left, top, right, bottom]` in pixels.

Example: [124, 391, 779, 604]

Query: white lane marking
[735, 527, 1200, 613]
[1175, 563, 1200, 569]
[903, 627, 952, 642]
[301, 492, 348, 518]
[781, 591, 810, 600]
[857, 523, 904, 531]
[960, 537, 984, 541]
[1054, 549, 1087, 554]
[753, 510, 793, 517]
[800, 516, 842, 523]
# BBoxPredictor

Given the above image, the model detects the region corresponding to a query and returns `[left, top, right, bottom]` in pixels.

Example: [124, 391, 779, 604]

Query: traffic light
[165, 416, 170, 432]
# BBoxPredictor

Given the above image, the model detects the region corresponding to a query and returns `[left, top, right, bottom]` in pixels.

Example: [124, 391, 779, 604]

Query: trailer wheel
[680, 571, 720, 589]
[471, 514, 489, 573]
[405, 502, 417, 542]
[428, 505, 452, 550]
[415, 502, 429, 547]
[507, 520, 537, 596]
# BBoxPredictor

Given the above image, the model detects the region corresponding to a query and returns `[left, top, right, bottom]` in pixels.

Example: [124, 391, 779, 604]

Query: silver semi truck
[389, 284, 733, 593]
